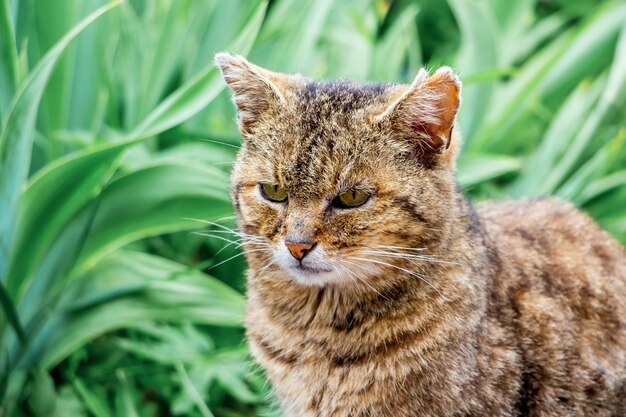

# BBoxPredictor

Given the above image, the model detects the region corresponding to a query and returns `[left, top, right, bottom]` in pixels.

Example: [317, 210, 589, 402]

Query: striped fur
[216, 53, 626, 417]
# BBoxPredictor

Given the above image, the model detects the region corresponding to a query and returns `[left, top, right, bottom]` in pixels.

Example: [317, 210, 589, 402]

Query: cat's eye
[260, 183, 288, 202]
[332, 189, 370, 208]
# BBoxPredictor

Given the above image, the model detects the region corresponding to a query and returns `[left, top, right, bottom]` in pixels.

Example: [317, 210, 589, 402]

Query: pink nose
[285, 241, 315, 261]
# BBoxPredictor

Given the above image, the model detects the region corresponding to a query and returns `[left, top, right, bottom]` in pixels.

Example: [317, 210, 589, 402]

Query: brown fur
[216, 53, 626, 417]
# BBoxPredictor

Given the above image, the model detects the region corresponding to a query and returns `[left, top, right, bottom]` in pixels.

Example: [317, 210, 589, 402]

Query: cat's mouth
[284, 262, 339, 286]
[293, 264, 333, 274]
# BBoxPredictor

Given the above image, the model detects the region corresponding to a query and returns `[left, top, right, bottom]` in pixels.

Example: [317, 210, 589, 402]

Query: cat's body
[216, 53, 626, 416]
[247, 197, 626, 417]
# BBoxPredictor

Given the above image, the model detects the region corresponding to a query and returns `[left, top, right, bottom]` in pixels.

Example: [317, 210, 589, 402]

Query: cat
[215, 52, 626, 417]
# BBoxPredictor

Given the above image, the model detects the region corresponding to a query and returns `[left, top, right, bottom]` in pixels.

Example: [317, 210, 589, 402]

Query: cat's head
[216, 53, 461, 288]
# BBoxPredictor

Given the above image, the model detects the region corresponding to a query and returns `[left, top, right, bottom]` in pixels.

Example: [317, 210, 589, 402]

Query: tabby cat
[215, 52, 626, 417]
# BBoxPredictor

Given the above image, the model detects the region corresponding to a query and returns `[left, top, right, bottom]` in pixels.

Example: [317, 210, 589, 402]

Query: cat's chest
[250, 338, 400, 417]
[246, 309, 467, 417]
[247, 307, 398, 415]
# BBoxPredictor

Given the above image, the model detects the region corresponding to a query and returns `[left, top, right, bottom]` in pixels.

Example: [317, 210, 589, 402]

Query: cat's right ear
[375, 67, 461, 166]
[215, 53, 286, 137]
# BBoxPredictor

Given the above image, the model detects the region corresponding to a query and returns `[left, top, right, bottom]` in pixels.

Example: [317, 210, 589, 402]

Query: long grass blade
[131, 0, 267, 138]
[0, 0, 123, 285]
[7, 139, 138, 301]
[0, 280, 26, 344]
[0, 0, 19, 119]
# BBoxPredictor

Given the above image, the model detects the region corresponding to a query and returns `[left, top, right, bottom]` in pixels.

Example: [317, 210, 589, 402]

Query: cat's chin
[283, 265, 344, 287]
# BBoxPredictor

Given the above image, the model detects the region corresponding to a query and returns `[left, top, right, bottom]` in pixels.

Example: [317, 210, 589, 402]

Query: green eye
[332, 189, 370, 208]
[260, 183, 288, 202]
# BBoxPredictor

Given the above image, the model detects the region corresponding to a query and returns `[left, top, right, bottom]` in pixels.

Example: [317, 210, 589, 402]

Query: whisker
[208, 248, 270, 270]
[349, 256, 441, 296]
[333, 264, 352, 288]
[193, 232, 240, 246]
[218, 240, 270, 257]
[257, 257, 278, 275]
[365, 244, 428, 253]
[193, 232, 266, 253]
[189, 220, 269, 246]
[201, 230, 267, 246]
[197, 229, 238, 235]
[210, 215, 237, 222]
[341, 258, 376, 274]
[211, 230, 267, 243]
[336, 262, 387, 300]
[360, 250, 460, 266]
[200, 228, 267, 243]
[184, 217, 238, 231]
[196, 138, 240, 149]
[361, 250, 436, 260]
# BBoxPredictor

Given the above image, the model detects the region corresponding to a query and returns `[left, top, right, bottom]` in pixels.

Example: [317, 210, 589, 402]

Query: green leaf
[75, 161, 232, 270]
[114, 371, 140, 417]
[7, 139, 138, 301]
[510, 78, 603, 197]
[135, 1, 218, 122]
[471, 3, 626, 151]
[541, 24, 626, 194]
[1, 369, 26, 416]
[252, 0, 333, 74]
[0, 0, 19, 118]
[53, 386, 88, 417]
[176, 362, 215, 417]
[369, 4, 420, 82]
[131, 0, 267, 138]
[27, 368, 57, 416]
[74, 378, 113, 417]
[578, 169, 626, 206]
[558, 129, 626, 204]
[448, 0, 499, 141]
[28, 250, 244, 370]
[0, 0, 122, 285]
[539, 3, 626, 101]
[461, 67, 518, 84]
[0, 280, 26, 344]
[215, 361, 259, 404]
[457, 154, 523, 187]
[114, 323, 213, 363]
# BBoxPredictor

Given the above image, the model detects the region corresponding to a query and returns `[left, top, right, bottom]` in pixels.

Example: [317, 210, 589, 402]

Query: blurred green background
[1, 0, 625, 415]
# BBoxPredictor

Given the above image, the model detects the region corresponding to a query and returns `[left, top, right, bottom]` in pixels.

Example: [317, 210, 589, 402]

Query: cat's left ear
[215, 52, 288, 137]
[375, 67, 461, 165]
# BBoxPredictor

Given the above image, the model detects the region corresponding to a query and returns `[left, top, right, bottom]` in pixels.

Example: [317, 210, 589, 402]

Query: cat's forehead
[291, 80, 394, 127]
[297, 80, 390, 111]
[240, 81, 407, 196]
[267, 81, 395, 151]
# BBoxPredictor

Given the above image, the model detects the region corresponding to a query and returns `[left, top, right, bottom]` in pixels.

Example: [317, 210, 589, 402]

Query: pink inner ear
[413, 120, 432, 137]
[411, 119, 451, 155]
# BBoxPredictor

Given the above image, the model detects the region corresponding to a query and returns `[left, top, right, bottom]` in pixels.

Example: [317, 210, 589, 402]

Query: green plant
[1, 0, 270, 415]
[0, 0, 624, 416]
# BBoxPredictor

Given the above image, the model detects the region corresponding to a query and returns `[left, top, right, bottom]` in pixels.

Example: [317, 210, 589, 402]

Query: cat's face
[217, 54, 460, 287]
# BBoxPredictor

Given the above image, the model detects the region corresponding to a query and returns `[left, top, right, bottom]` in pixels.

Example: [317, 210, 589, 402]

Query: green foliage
[0, 0, 624, 415]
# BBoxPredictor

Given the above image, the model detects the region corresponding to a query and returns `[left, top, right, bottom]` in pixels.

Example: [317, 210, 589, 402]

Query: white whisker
[349, 256, 441, 296]
[257, 258, 278, 275]
[365, 244, 428, 253]
[208, 248, 270, 270]
[193, 232, 240, 246]
[339, 260, 388, 300]
[360, 250, 460, 266]
[195, 138, 240, 149]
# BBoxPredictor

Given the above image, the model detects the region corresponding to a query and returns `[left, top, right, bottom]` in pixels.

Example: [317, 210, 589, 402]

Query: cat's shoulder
[476, 196, 602, 237]
[475, 196, 626, 268]
[475, 196, 626, 277]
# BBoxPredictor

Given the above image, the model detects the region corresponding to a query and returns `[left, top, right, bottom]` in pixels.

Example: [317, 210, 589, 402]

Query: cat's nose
[285, 241, 316, 261]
